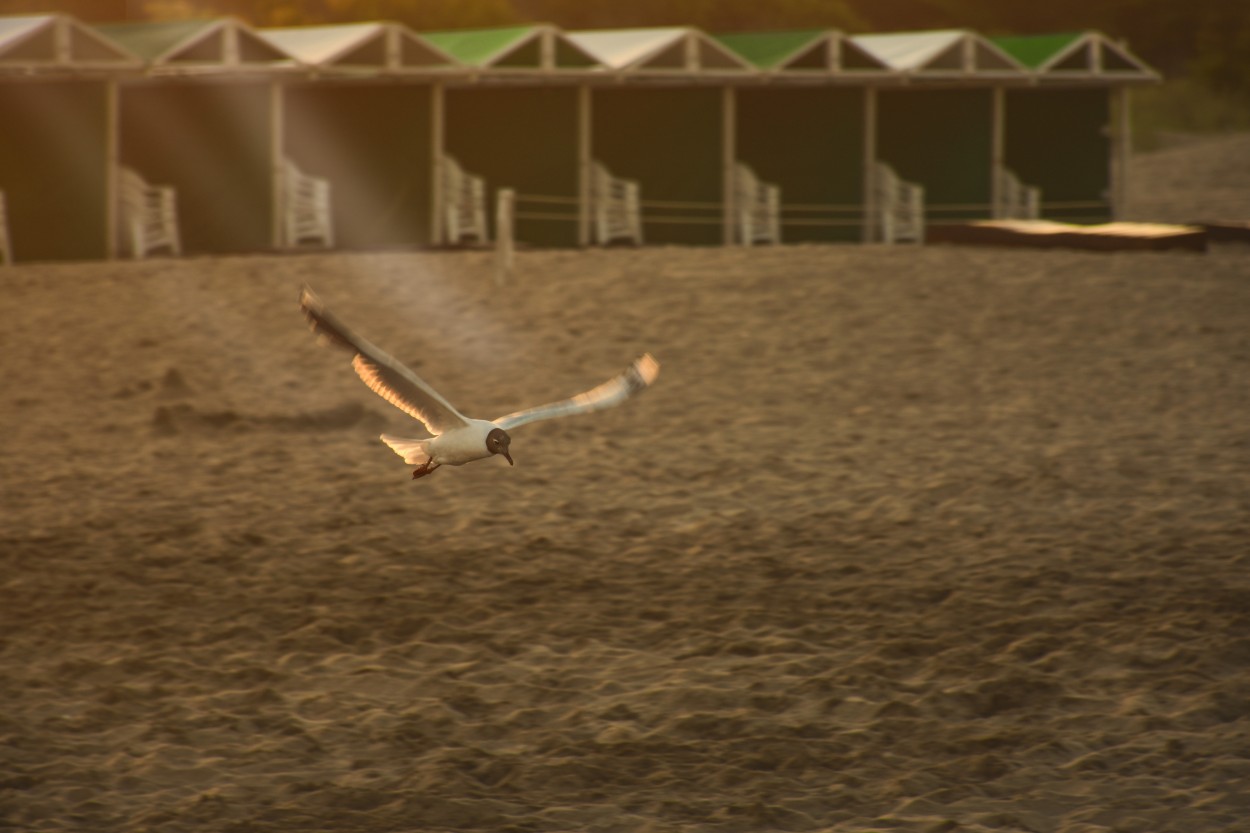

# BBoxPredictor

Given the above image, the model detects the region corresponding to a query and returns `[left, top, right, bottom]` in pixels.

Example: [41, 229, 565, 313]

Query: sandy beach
[1, 136, 1248, 832]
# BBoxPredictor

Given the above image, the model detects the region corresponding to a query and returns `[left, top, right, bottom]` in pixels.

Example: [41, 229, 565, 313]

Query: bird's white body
[381, 419, 500, 467]
[299, 286, 659, 480]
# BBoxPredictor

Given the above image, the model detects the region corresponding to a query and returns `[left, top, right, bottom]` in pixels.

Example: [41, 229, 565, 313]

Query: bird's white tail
[380, 434, 431, 465]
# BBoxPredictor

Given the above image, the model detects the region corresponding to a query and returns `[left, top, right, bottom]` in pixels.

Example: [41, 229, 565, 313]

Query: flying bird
[299, 286, 659, 479]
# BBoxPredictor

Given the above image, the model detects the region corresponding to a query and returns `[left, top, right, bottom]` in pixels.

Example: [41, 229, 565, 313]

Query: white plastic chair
[590, 161, 643, 246]
[873, 162, 925, 244]
[282, 158, 334, 248]
[735, 163, 782, 246]
[442, 155, 488, 244]
[994, 165, 1042, 220]
[119, 167, 182, 259]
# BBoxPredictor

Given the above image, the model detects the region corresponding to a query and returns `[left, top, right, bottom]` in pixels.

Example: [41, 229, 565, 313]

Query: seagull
[299, 286, 659, 480]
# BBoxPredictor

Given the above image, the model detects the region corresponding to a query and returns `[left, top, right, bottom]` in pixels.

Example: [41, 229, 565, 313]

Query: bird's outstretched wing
[299, 286, 469, 436]
[492, 354, 660, 431]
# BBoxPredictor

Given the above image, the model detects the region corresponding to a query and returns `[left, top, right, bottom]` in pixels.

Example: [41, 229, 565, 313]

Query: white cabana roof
[0, 14, 142, 74]
[95, 17, 299, 74]
[568, 27, 752, 73]
[852, 29, 1026, 77]
[261, 22, 458, 74]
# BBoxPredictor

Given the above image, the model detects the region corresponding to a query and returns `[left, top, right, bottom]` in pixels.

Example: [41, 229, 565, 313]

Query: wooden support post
[862, 86, 878, 243]
[105, 79, 120, 260]
[577, 84, 591, 247]
[430, 82, 445, 246]
[991, 85, 1005, 219]
[722, 85, 736, 246]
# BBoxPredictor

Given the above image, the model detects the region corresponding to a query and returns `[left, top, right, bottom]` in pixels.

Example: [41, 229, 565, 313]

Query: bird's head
[485, 427, 514, 466]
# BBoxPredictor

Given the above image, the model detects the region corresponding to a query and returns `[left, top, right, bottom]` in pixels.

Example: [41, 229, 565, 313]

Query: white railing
[734, 162, 781, 246]
[119, 167, 182, 259]
[873, 162, 924, 244]
[994, 165, 1042, 220]
[590, 161, 643, 246]
[442, 155, 488, 244]
[0, 190, 12, 265]
[282, 157, 334, 248]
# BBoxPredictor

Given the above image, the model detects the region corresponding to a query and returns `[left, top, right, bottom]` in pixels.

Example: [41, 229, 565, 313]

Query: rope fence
[504, 191, 1114, 229]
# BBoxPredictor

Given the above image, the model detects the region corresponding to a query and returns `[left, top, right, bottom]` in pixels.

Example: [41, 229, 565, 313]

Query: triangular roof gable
[568, 27, 751, 72]
[993, 31, 1158, 80]
[713, 29, 893, 73]
[423, 25, 533, 66]
[423, 24, 599, 69]
[0, 14, 141, 71]
[260, 22, 457, 71]
[97, 17, 297, 70]
[713, 30, 831, 71]
[993, 32, 1084, 70]
[852, 29, 1025, 76]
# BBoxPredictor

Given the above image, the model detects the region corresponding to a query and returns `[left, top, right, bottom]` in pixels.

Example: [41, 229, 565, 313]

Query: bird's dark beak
[504, 451, 514, 466]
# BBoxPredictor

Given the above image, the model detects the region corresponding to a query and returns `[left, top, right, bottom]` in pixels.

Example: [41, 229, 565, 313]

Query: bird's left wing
[492, 354, 660, 431]
[299, 286, 470, 436]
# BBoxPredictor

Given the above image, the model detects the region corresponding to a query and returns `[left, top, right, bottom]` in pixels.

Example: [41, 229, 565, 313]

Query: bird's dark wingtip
[298, 286, 358, 353]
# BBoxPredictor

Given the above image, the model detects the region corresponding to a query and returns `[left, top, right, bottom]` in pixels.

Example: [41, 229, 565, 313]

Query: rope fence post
[495, 188, 515, 287]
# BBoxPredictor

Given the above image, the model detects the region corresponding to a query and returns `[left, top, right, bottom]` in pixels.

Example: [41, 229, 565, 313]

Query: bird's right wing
[493, 354, 660, 431]
[299, 286, 469, 436]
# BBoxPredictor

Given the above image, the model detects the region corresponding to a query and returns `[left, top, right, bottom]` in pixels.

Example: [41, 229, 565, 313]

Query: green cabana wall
[0, 81, 110, 262]
[119, 80, 273, 254]
[1005, 88, 1111, 222]
[284, 83, 434, 249]
[592, 86, 725, 246]
[877, 88, 994, 223]
[444, 86, 581, 247]
[735, 86, 865, 243]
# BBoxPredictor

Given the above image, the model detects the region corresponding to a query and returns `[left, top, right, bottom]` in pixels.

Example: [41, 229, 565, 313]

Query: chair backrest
[994, 165, 1042, 220]
[590, 161, 643, 246]
[873, 162, 925, 244]
[282, 158, 334, 248]
[442, 155, 488, 244]
[118, 167, 182, 259]
[734, 163, 782, 246]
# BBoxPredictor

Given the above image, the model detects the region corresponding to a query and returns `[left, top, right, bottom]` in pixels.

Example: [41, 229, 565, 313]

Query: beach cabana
[263, 22, 458, 248]
[714, 30, 893, 242]
[851, 30, 1030, 233]
[429, 25, 603, 247]
[0, 14, 141, 262]
[569, 28, 752, 245]
[993, 32, 1160, 221]
[96, 18, 301, 255]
